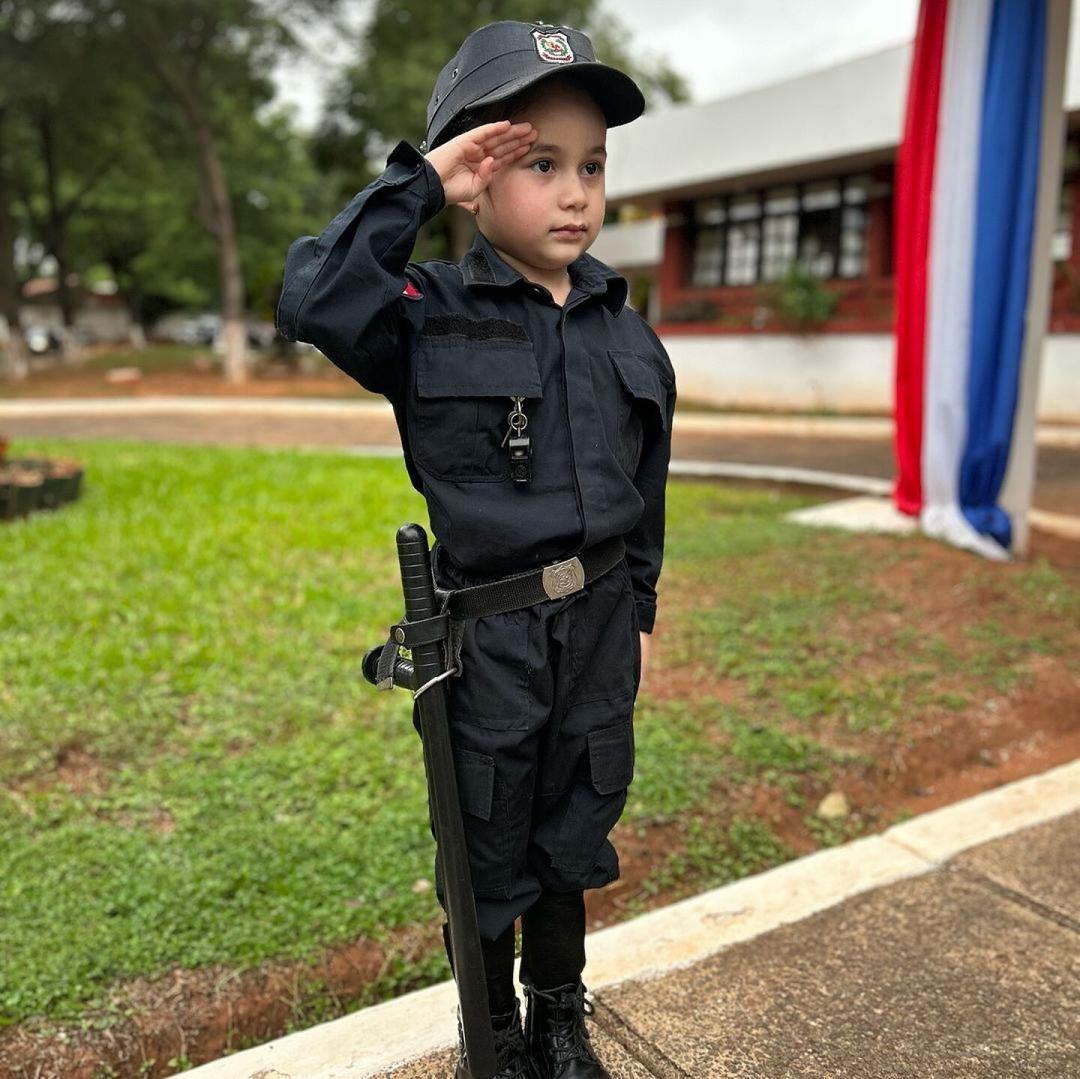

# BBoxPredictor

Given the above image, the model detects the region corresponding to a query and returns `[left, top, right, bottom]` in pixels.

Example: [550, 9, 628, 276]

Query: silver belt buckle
[542, 555, 586, 599]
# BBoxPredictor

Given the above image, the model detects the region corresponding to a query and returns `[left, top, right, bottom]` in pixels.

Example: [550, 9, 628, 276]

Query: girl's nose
[561, 178, 587, 208]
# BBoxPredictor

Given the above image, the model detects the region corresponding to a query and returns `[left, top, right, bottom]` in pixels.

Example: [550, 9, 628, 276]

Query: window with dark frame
[687, 173, 878, 288]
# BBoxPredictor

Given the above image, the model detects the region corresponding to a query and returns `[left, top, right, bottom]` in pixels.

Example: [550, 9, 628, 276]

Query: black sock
[443, 919, 519, 1018]
[519, 889, 586, 990]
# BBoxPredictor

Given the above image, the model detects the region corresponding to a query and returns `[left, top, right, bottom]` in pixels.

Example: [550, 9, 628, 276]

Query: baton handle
[361, 645, 415, 691]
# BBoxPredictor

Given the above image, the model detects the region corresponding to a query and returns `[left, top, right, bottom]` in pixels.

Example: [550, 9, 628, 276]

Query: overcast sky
[271, 0, 922, 132]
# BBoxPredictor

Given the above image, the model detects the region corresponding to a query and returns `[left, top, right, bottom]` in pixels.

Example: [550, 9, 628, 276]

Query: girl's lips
[551, 227, 586, 239]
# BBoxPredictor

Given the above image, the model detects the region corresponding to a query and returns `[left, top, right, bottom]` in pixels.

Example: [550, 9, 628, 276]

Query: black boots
[522, 979, 612, 1079]
[454, 996, 537, 1079]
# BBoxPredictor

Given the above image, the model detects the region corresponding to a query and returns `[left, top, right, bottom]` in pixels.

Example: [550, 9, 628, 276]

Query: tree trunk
[129, 9, 248, 383]
[37, 111, 82, 365]
[0, 315, 29, 380]
[0, 109, 28, 380]
[189, 104, 247, 384]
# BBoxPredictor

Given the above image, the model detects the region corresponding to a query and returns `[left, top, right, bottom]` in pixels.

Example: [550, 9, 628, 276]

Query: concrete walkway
[184, 758, 1080, 1078]
[2, 397, 1079, 519]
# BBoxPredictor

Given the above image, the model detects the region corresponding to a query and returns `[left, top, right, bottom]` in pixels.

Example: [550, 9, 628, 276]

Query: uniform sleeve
[624, 361, 676, 634]
[275, 139, 445, 397]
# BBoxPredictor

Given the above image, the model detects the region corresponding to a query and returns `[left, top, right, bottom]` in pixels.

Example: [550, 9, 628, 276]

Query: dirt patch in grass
[52, 743, 110, 798]
[0, 924, 433, 1078]
[2, 528, 1076, 1078]
[586, 524, 1079, 928]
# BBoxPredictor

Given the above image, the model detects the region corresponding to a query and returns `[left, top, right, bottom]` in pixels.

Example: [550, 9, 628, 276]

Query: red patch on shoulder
[402, 279, 423, 300]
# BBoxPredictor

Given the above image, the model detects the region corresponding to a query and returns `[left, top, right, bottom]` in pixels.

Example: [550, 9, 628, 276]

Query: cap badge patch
[532, 29, 574, 64]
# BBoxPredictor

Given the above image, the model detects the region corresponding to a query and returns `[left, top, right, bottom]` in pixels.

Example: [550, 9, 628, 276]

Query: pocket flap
[587, 721, 635, 795]
[607, 350, 669, 430]
[454, 746, 495, 820]
[415, 338, 542, 399]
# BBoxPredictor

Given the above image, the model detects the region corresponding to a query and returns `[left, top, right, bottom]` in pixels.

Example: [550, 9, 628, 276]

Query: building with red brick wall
[593, 42, 1080, 419]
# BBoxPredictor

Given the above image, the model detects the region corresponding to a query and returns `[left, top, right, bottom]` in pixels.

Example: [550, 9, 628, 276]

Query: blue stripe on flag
[962, 0, 1047, 549]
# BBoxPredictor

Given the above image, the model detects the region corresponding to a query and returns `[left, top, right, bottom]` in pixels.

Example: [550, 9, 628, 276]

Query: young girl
[278, 20, 675, 1078]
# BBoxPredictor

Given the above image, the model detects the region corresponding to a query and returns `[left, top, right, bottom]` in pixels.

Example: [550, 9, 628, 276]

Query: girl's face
[468, 85, 608, 276]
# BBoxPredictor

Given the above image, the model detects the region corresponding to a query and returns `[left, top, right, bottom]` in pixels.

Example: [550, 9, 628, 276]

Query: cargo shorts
[411, 542, 641, 942]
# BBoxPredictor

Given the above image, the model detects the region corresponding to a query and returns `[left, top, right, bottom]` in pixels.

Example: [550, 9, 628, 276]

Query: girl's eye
[527, 159, 604, 174]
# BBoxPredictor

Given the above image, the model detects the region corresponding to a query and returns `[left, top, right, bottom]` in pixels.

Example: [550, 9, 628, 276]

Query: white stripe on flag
[921, 0, 1009, 560]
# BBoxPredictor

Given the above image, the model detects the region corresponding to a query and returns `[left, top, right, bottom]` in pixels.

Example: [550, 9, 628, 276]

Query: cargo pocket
[451, 745, 511, 897]
[587, 720, 636, 795]
[568, 564, 638, 708]
[607, 349, 669, 474]
[409, 335, 542, 482]
[550, 720, 635, 874]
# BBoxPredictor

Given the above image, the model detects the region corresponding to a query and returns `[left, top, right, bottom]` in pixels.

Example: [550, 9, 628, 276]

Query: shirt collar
[459, 229, 629, 316]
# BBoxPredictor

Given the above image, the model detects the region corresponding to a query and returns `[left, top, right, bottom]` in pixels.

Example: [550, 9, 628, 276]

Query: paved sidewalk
[2, 397, 1079, 516]
[185, 759, 1080, 1078]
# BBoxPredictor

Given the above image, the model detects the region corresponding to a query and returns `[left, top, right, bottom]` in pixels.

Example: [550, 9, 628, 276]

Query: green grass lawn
[1, 440, 1074, 1030]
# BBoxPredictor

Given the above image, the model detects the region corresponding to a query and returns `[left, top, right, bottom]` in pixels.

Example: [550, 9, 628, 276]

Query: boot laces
[492, 1018, 533, 1079]
[459, 1005, 532, 1079]
[528, 981, 600, 1064]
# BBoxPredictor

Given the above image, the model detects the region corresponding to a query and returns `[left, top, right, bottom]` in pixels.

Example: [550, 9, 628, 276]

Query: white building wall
[590, 217, 665, 269]
[664, 333, 1080, 422]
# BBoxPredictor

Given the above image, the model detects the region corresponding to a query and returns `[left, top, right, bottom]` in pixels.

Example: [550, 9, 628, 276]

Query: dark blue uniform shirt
[276, 139, 676, 633]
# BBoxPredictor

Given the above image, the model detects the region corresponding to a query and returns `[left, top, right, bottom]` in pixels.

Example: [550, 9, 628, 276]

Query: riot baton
[361, 523, 498, 1079]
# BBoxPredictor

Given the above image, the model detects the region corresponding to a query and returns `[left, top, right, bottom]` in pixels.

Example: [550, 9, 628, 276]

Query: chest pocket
[410, 334, 543, 482]
[607, 349, 670, 475]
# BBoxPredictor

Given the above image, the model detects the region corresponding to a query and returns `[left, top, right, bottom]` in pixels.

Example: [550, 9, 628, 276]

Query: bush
[762, 261, 839, 331]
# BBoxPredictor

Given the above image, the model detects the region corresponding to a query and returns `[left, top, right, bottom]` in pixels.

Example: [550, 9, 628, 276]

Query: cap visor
[465, 62, 645, 128]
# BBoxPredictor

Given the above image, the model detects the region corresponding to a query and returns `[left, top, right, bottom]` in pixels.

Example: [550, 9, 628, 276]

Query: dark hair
[434, 69, 600, 148]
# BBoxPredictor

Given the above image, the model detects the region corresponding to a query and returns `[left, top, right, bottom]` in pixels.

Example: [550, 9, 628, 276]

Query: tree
[73, 97, 324, 334]
[2, 3, 155, 364]
[86, 0, 344, 382]
[0, 1, 166, 373]
[0, 1, 42, 378]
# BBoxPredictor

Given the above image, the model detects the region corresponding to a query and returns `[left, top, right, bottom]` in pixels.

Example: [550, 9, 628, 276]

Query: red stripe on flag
[892, 0, 949, 517]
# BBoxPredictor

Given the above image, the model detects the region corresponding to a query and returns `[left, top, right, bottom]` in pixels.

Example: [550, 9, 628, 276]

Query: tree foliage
[1, 0, 690, 345]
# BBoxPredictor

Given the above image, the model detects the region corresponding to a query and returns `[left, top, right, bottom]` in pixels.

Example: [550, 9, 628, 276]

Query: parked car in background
[151, 313, 278, 350]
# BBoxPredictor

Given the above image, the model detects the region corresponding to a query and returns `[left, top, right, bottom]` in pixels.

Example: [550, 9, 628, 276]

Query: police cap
[422, 20, 646, 153]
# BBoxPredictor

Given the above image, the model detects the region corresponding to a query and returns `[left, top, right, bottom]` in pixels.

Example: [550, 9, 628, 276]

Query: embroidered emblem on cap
[532, 28, 574, 64]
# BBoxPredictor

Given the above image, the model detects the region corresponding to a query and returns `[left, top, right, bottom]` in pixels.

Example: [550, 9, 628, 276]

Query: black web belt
[374, 534, 627, 697]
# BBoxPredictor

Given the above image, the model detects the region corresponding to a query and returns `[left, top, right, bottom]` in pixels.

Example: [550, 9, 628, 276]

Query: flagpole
[1000, 0, 1072, 556]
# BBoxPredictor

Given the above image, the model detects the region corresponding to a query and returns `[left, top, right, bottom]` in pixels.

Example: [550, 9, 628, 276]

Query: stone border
[186, 758, 1080, 1078]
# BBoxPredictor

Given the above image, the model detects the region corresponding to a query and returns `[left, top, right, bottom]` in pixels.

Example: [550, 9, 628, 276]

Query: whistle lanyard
[501, 395, 532, 484]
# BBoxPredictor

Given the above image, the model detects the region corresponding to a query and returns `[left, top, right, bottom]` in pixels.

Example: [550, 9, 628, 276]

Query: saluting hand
[425, 120, 539, 207]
